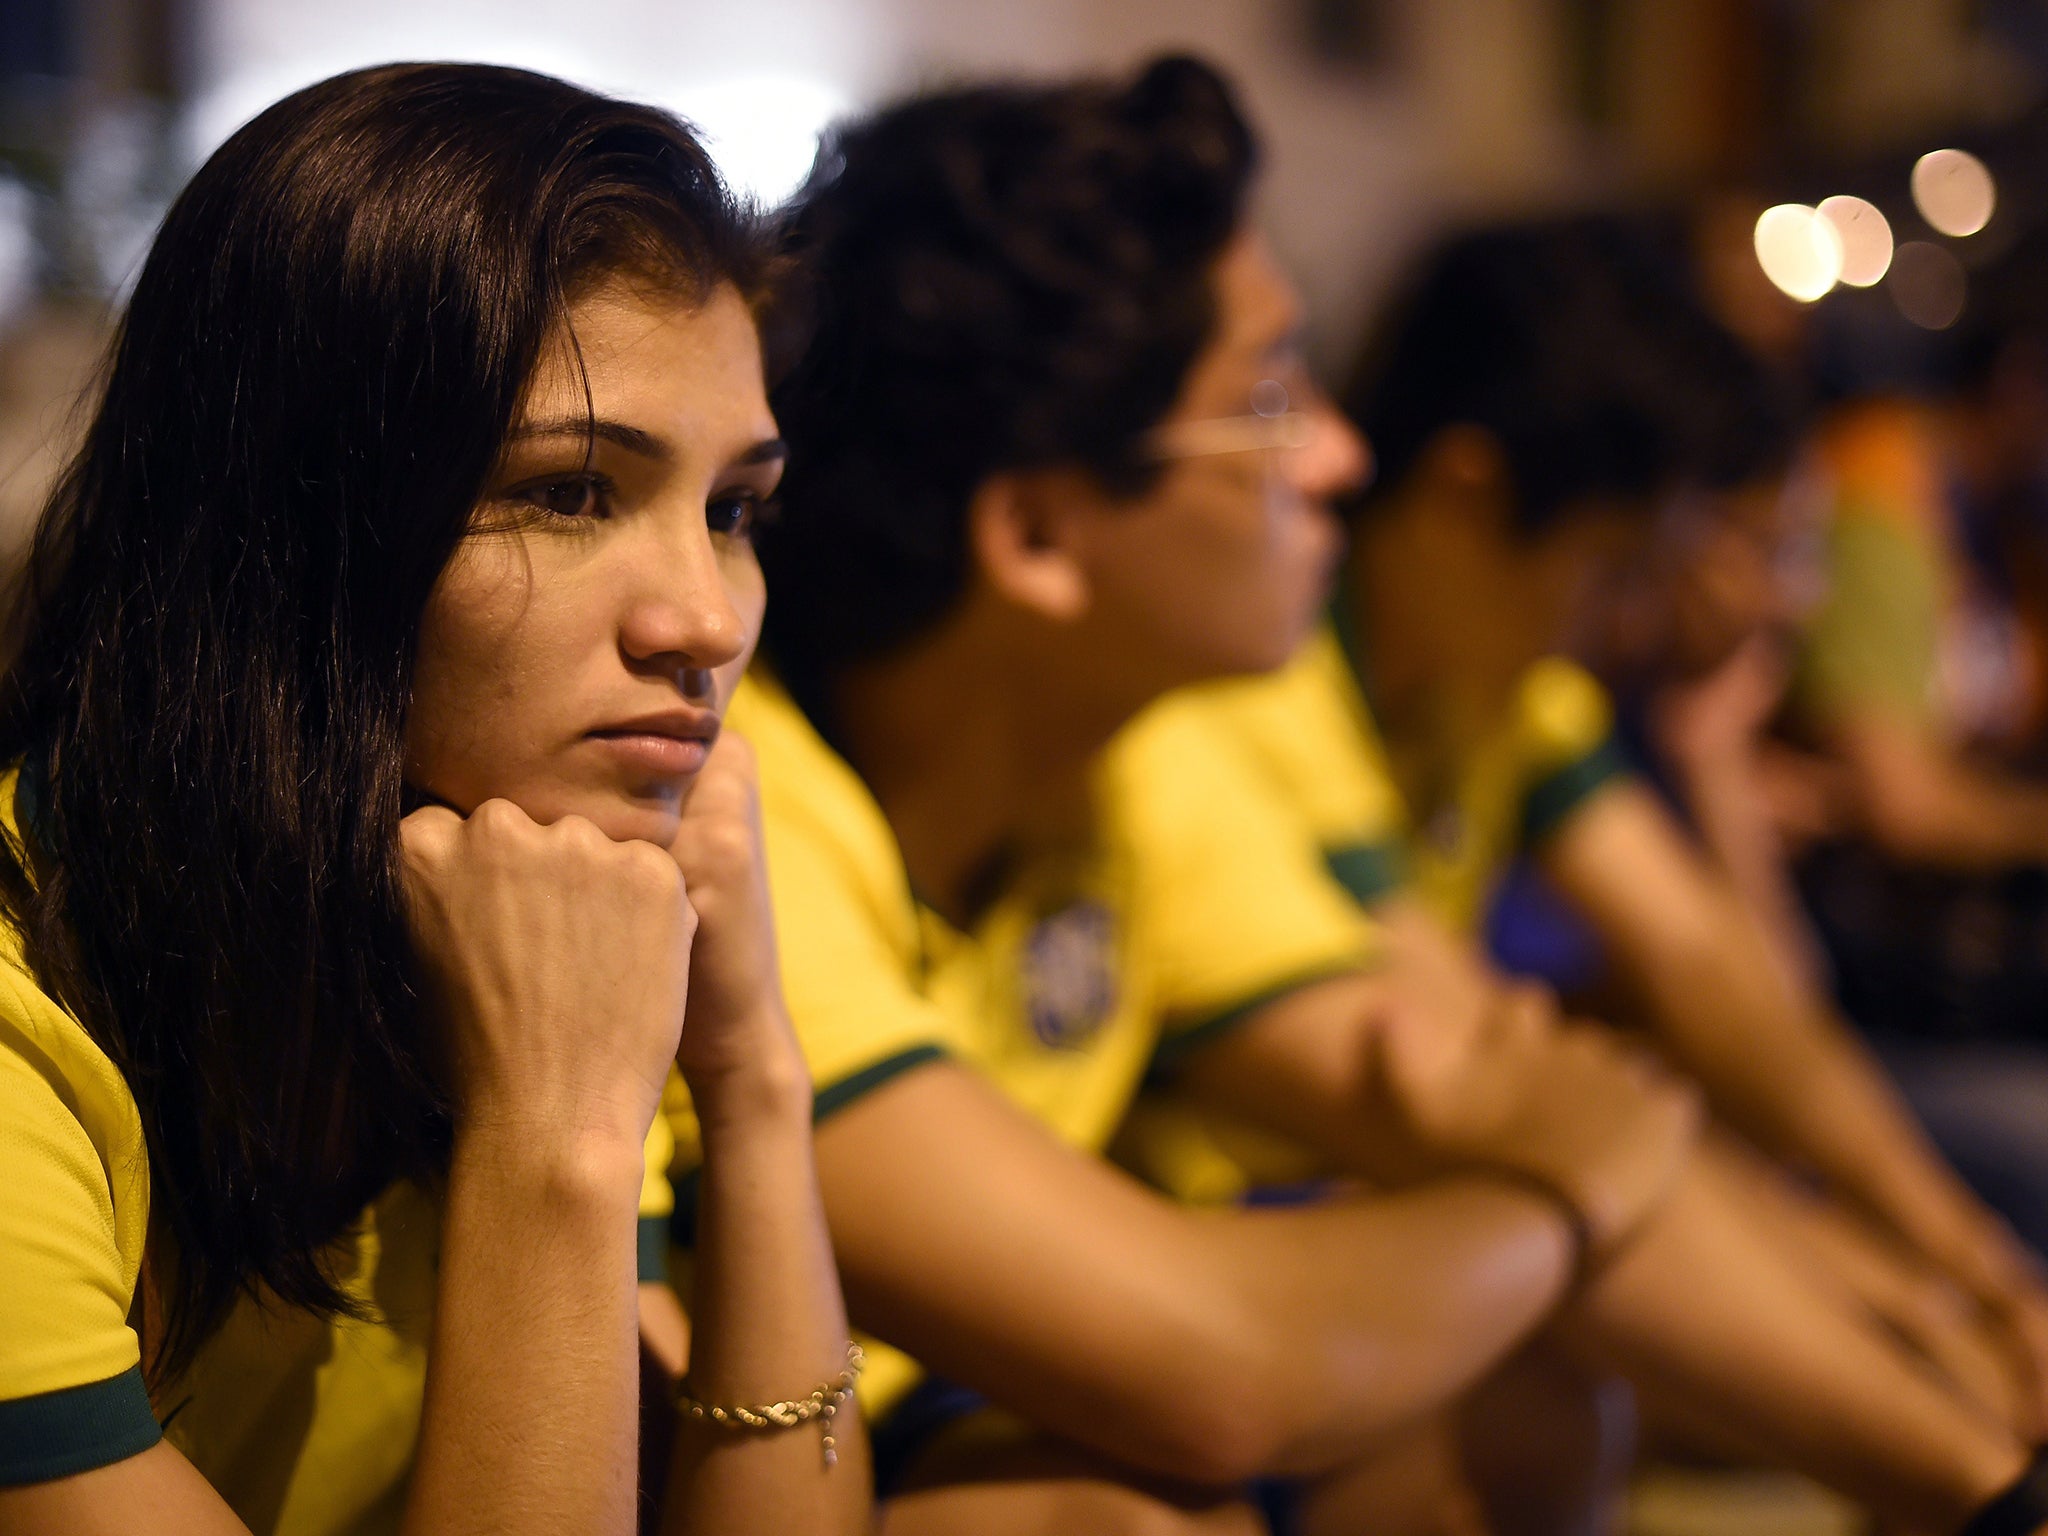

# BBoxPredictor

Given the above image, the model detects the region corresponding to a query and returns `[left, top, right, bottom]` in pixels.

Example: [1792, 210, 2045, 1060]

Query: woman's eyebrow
[512, 417, 672, 461]
[509, 422, 788, 470]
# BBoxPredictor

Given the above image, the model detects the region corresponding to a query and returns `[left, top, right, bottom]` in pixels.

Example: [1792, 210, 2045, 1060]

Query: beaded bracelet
[675, 1342, 866, 1468]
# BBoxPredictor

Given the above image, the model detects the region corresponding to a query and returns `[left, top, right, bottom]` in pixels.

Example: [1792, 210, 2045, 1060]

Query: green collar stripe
[1521, 738, 1631, 845]
[1324, 841, 1407, 904]
[670, 1044, 947, 1248]
[0, 1365, 162, 1487]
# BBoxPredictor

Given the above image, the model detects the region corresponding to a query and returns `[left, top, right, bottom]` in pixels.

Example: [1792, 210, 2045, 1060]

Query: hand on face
[401, 798, 693, 1151]
[399, 279, 783, 1139]
[664, 729, 805, 1100]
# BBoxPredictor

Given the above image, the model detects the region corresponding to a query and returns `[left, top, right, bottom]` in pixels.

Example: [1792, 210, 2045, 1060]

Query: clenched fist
[403, 798, 694, 1150]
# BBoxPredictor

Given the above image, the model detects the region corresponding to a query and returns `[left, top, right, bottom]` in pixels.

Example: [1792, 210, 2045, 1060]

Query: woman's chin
[469, 781, 684, 849]
[547, 792, 684, 848]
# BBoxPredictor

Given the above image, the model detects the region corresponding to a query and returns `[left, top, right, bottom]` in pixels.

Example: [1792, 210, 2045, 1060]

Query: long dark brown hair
[0, 62, 764, 1381]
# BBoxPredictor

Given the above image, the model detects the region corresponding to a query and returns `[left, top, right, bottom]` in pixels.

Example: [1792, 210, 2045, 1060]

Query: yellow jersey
[1184, 620, 1628, 934]
[1110, 622, 1629, 1206]
[664, 672, 1379, 1418]
[0, 774, 677, 1530]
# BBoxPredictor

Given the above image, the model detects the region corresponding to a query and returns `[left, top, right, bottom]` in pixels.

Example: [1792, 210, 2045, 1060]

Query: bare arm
[1540, 782, 2041, 1319]
[404, 1123, 649, 1535]
[655, 733, 869, 1534]
[815, 1058, 1575, 1486]
[1648, 637, 1832, 990]
[657, 1051, 867, 1534]
[1174, 968, 2032, 1529]
[1834, 710, 2048, 869]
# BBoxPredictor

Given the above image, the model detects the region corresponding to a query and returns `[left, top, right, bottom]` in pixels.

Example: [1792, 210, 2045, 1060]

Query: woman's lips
[586, 717, 718, 778]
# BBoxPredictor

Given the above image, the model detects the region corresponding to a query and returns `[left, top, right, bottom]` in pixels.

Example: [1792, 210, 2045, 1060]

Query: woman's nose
[619, 535, 749, 675]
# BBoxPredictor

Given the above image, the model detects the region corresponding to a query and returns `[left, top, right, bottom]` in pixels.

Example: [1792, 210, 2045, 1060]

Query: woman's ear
[967, 471, 1091, 622]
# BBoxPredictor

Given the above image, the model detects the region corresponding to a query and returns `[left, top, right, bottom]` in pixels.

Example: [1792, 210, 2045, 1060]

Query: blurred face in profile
[1066, 231, 1369, 691]
[1526, 495, 1666, 664]
[1578, 470, 1822, 681]
[405, 276, 780, 846]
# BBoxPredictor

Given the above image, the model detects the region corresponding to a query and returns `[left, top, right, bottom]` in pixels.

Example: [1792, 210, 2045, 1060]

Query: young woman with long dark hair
[0, 63, 867, 1535]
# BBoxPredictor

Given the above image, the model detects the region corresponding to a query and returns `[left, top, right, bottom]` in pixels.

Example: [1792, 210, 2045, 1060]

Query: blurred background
[6, 0, 2048, 556]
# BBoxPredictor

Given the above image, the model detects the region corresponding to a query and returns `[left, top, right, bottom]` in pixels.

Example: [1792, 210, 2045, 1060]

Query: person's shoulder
[1100, 687, 1265, 848]
[1513, 656, 1616, 766]
[1117, 629, 1404, 851]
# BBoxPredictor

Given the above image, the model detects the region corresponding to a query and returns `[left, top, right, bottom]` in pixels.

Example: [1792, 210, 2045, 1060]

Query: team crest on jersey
[1020, 900, 1118, 1048]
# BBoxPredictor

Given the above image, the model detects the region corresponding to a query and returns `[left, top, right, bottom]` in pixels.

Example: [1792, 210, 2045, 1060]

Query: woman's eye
[707, 491, 770, 540]
[523, 475, 608, 520]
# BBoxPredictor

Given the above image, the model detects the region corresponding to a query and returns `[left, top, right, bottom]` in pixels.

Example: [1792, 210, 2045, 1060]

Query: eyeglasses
[1142, 378, 1315, 463]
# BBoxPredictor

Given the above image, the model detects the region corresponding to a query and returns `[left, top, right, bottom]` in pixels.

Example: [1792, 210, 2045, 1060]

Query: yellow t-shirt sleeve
[1105, 700, 1381, 1066]
[0, 1035, 160, 1483]
[1514, 658, 1631, 844]
[764, 810, 954, 1104]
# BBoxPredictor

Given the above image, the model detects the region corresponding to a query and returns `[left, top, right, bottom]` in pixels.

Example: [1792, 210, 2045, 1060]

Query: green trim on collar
[1520, 738, 1631, 846]
[670, 1044, 948, 1247]
[1324, 841, 1408, 905]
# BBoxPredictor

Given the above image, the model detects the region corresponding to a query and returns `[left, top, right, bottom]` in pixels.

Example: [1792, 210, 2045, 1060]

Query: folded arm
[814, 1056, 1574, 1485]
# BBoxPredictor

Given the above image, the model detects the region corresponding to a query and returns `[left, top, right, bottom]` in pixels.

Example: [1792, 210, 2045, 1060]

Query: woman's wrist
[682, 1003, 815, 1136]
[689, 1051, 814, 1143]
[451, 1111, 652, 1214]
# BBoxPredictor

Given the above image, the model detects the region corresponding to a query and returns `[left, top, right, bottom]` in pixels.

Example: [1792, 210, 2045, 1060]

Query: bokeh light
[0, 178, 34, 335]
[1911, 148, 1995, 238]
[1817, 195, 1893, 287]
[1888, 240, 1967, 329]
[1753, 204, 1843, 303]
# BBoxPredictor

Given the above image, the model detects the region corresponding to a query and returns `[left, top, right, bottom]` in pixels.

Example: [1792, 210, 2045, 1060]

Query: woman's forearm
[403, 1124, 648, 1536]
[662, 1046, 868, 1536]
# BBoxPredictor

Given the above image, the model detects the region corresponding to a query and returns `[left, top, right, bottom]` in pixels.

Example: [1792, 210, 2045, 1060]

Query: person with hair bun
[0, 63, 866, 1536]
[688, 56, 2048, 1536]
[686, 54, 1683, 1533]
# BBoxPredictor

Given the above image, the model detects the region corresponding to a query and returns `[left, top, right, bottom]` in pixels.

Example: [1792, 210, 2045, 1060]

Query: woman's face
[406, 276, 780, 846]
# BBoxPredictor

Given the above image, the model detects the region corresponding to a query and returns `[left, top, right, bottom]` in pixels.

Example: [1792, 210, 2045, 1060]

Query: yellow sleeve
[1514, 658, 1631, 845]
[1104, 700, 1381, 1069]
[1191, 629, 1412, 905]
[0, 1031, 160, 1483]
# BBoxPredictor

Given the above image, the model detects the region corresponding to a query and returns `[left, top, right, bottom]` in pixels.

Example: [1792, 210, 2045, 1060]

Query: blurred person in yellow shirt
[664, 69, 2048, 1536]
[1137, 214, 2048, 1478]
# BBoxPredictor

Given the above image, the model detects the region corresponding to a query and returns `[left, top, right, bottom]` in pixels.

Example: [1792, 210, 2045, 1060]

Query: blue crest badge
[1020, 900, 1118, 1048]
